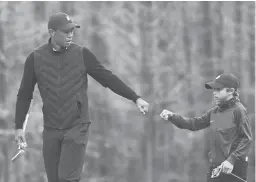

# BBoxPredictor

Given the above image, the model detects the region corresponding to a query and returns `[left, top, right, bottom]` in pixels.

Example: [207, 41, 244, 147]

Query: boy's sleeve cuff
[227, 154, 237, 165]
[167, 114, 175, 121]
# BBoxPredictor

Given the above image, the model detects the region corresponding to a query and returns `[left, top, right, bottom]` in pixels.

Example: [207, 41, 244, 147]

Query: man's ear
[48, 29, 55, 37]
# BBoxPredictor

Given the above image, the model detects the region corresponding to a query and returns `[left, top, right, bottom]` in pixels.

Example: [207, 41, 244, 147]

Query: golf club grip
[11, 149, 25, 162]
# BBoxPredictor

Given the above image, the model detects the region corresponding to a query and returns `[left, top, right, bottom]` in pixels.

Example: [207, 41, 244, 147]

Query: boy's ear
[227, 88, 235, 94]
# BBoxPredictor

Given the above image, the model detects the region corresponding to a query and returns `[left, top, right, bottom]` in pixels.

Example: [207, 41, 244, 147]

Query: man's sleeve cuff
[132, 95, 140, 103]
[15, 122, 23, 130]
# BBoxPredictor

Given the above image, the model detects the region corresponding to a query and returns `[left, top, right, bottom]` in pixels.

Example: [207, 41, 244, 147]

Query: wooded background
[0, 1, 255, 182]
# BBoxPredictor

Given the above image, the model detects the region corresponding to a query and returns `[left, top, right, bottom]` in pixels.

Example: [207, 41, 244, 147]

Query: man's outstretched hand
[136, 98, 149, 115]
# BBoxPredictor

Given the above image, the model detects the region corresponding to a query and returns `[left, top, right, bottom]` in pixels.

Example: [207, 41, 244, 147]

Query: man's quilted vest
[33, 43, 90, 129]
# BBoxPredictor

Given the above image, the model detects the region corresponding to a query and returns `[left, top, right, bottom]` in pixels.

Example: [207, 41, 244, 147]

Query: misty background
[0, 1, 255, 182]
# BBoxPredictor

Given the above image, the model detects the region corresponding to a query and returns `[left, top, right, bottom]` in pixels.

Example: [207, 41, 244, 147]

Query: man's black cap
[48, 12, 80, 31]
[205, 73, 240, 89]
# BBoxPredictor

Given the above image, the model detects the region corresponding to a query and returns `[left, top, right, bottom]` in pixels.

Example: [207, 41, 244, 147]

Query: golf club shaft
[211, 166, 247, 182]
[230, 173, 247, 182]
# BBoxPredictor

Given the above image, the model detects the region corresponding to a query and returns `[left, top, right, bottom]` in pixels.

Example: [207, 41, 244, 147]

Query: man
[14, 12, 149, 182]
[160, 73, 252, 182]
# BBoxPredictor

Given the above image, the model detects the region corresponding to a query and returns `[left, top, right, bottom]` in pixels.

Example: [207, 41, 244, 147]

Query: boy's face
[213, 88, 233, 104]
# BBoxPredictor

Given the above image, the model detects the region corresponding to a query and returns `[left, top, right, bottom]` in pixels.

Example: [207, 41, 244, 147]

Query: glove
[15, 129, 27, 149]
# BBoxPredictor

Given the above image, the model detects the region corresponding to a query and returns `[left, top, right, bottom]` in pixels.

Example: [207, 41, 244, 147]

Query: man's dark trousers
[42, 123, 91, 182]
[207, 159, 249, 182]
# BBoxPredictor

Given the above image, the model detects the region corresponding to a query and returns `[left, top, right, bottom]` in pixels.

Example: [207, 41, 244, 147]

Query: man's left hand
[221, 160, 234, 174]
[136, 98, 149, 115]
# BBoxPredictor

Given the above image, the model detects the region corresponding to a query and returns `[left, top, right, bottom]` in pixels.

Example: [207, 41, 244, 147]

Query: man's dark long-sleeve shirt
[15, 46, 140, 129]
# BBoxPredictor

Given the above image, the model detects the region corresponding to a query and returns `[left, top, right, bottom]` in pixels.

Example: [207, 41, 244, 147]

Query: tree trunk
[0, 12, 9, 182]
[215, 2, 224, 73]
[234, 2, 249, 104]
[89, 2, 112, 179]
[248, 3, 255, 85]
[200, 1, 214, 77]
[33, 1, 45, 22]
[234, 1, 242, 79]
[139, 2, 156, 182]
[182, 2, 194, 110]
[0, 18, 6, 104]
[201, 2, 213, 59]
[199, 2, 214, 103]
[2, 142, 9, 182]
[60, 1, 75, 15]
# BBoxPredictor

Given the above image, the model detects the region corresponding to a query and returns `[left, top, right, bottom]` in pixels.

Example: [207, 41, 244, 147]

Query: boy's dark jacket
[168, 97, 252, 166]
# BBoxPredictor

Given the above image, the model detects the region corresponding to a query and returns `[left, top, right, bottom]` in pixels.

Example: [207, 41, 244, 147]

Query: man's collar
[48, 38, 68, 52]
[52, 47, 59, 52]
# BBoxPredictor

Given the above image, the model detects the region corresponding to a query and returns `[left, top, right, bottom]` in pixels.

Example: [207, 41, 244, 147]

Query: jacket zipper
[58, 55, 61, 85]
[57, 55, 61, 129]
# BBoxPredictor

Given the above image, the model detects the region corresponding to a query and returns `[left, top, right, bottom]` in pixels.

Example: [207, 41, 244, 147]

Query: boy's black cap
[205, 73, 239, 89]
[48, 12, 80, 31]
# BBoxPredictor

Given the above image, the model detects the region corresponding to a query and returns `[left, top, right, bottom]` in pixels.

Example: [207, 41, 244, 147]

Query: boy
[160, 73, 252, 182]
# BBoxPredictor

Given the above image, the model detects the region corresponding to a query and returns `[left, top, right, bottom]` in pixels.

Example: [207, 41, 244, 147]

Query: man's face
[213, 88, 233, 104]
[52, 28, 74, 47]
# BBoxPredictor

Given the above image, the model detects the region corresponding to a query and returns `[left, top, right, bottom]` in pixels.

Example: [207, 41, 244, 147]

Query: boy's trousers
[207, 159, 248, 182]
[42, 122, 91, 182]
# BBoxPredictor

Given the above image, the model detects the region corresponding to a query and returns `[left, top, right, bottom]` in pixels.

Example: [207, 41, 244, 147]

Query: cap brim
[59, 23, 80, 31]
[205, 82, 224, 89]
